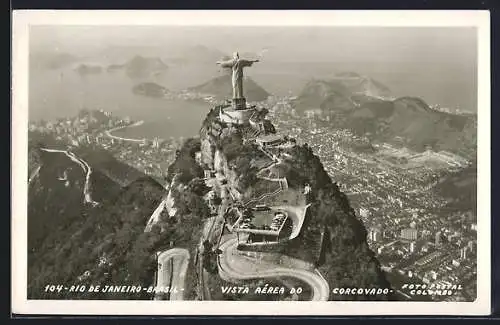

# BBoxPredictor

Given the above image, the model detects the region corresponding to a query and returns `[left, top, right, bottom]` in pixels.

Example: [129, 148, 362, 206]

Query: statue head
[233, 52, 239, 60]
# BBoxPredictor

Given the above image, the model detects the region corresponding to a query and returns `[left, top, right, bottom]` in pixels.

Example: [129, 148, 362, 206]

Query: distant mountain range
[190, 75, 271, 102]
[75, 64, 103, 75]
[293, 73, 476, 155]
[124, 55, 168, 78]
[294, 73, 392, 110]
[103, 55, 168, 78]
[132, 82, 168, 98]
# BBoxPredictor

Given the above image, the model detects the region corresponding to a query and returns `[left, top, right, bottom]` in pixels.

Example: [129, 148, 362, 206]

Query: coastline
[105, 120, 146, 143]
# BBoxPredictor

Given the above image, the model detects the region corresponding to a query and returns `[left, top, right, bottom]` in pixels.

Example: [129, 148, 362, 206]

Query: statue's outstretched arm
[216, 60, 234, 68]
[240, 59, 259, 67]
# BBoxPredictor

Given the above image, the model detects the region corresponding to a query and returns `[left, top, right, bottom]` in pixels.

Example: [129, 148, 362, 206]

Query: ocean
[28, 60, 477, 140]
[28, 66, 213, 139]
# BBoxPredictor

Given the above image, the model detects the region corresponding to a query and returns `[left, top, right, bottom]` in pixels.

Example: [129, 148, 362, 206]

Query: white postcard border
[12, 10, 491, 315]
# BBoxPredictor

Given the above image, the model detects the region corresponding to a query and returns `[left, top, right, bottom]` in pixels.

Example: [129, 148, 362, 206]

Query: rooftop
[221, 106, 256, 113]
[256, 134, 283, 143]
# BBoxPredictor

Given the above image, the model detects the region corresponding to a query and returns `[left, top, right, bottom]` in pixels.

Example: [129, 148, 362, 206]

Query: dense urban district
[269, 98, 477, 301]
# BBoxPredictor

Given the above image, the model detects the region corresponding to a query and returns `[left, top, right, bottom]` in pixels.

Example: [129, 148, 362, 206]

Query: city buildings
[267, 97, 477, 301]
[401, 228, 418, 241]
[368, 227, 382, 242]
[460, 247, 468, 260]
[435, 231, 442, 246]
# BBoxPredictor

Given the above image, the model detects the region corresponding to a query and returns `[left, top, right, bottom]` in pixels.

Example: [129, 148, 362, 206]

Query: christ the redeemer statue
[216, 52, 259, 101]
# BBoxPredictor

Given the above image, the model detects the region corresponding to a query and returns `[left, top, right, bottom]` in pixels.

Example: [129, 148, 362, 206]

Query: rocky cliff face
[189, 105, 393, 300]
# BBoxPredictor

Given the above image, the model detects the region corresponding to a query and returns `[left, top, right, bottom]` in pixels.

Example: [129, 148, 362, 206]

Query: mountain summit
[294, 73, 392, 111]
[190, 75, 270, 102]
[293, 75, 476, 155]
[104, 55, 169, 78]
[125, 55, 168, 78]
[147, 101, 393, 300]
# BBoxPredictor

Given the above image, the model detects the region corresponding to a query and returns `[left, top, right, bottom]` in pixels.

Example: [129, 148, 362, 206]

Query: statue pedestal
[232, 97, 247, 110]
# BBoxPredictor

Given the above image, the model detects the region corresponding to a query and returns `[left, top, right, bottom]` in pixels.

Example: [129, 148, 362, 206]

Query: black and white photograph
[12, 10, 490, 315]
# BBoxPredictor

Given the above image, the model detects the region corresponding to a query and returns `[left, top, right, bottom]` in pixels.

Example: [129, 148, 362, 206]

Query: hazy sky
[30, 26, 478, 111]
[31, 26, 477, 63]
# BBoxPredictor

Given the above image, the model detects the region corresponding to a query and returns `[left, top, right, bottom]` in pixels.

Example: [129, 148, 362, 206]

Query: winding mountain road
[144, 197, 168, 232]
[217, 237, 330, 301]
[213, 144, 329, 301]
[40, 148, 99, 206]
[156, 248, 190, 300]
[243, 148, 286, 207]
[28, 165, 41, 185]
